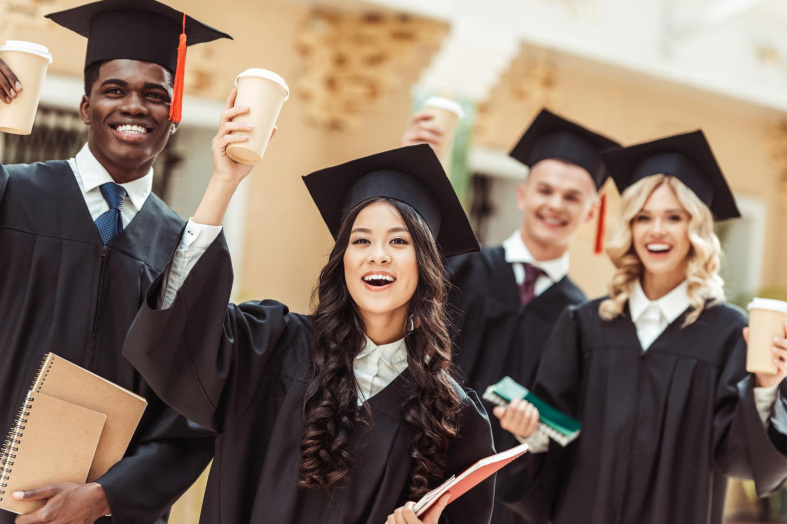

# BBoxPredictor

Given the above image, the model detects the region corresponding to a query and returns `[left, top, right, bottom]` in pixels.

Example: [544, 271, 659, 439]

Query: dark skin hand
[79, 59, 178, 185]
[0, 58, 22, 104]
[12, 483, 110, 524]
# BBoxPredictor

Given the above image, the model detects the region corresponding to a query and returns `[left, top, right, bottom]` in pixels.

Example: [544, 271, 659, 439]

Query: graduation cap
[46, 0, 232, 123]
[602, 130, 740, 221]
[510, 109, 622, 254]
[303, 144, 479, 257]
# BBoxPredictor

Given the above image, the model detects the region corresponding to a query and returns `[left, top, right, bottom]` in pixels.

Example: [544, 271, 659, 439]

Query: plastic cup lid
[748, 297, 787, 315]
[0, 40, 52, 63]
[424, 96, 465, 119]
[235, 69, 289, 100]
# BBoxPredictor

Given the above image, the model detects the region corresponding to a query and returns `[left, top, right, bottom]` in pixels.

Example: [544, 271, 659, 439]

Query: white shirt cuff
[157, 219, 223, 310]
[516, 429, 550, 453]
[754, 384, 779, 427]
[182, 219, 223, 248]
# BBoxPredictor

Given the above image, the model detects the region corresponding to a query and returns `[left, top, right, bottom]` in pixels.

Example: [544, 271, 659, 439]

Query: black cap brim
[303, 144, 479, 257]
[46, 0, 231, 71]
[602, 130, 740, 221]
[510, 109, 620, 189]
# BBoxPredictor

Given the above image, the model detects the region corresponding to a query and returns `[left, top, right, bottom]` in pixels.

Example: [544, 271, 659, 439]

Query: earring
[170, 124, 177, 134]
[407, 314, 416, 333]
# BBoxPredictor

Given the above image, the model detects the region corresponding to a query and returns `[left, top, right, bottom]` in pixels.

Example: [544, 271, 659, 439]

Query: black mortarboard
[303, 144, 479, 257]
[46, 0, 231, 122]
[603, 130, 740, 220]
[509, 109, 621, 189]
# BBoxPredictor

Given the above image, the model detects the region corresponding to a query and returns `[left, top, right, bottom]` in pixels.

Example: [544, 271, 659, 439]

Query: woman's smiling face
[631, 182, 692, 280]
[343, 200, 419, 319]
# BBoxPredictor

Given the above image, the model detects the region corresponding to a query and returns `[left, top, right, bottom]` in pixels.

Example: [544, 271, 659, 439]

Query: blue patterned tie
[94, 183, 126, 245]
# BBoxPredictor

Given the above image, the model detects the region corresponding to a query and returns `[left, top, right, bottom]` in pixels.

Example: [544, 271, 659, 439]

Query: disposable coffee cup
[226, 69, 289, 166]
[423, 96, 464, 162]
[746, 298, 787, 374]
[0, 41, 52, 135]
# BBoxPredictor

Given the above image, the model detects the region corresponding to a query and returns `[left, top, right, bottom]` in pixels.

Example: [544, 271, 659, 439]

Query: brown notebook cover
[0, 392, 106, 514]
[31, 354, 148, 482]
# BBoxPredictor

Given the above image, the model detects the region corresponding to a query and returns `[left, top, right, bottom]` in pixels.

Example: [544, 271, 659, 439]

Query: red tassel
[594, 192, 606, 255]
[168, 12, 187, 123]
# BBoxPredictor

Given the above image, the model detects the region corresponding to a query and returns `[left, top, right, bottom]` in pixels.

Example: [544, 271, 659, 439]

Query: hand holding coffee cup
[212, 89, 278, 185]
[422, 97, 464, 161]
[225, 68, 289, 166]
[0, 57, 22, 104]
[0, 41, 52, 134]
[401, 110, 444, 150]
[745, 298, 787, 387]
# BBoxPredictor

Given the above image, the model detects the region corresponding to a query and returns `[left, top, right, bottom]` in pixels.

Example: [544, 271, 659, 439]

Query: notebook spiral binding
[0, 355, 50, 502]
[33, 354, 54, 394]
[0, 391, 34, 502]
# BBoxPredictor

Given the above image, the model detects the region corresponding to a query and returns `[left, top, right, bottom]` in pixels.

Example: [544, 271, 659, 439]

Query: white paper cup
[226, 69, 289, 165]
[0, 41, 52, 135]
[423, 96, 464, 162]
[747, 298, 787, 374]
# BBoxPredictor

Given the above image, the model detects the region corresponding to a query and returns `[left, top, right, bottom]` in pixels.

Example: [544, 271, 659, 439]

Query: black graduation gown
[0, 161, 214, 524]
[122, 233, 496, 524]
[447, 246, 585, 524]
[499, 298, 787, 524]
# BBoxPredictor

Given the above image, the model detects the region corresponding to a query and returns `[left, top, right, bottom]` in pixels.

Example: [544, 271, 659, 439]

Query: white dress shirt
[524, 279, 780, 453]
[158, 221, 408, 403]
[629, 280, 689, 351]
[67, 143, 154, 227]
[502, 230, 569, 293]
[354, 336, 409, 405]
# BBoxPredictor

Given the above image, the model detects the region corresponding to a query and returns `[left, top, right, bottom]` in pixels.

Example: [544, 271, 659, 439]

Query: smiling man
[0, 1, 230, 523]
[404, 109, 619, 524]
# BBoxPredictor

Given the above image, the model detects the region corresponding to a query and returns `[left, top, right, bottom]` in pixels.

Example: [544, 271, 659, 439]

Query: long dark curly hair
[298, 197, 462, 500]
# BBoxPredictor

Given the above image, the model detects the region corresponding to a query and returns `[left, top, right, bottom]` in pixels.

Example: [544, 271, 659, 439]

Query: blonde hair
[599, 175, 725, 325]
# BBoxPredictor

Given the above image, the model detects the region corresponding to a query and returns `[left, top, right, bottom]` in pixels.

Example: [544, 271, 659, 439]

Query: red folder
[413, 442, 529, 517]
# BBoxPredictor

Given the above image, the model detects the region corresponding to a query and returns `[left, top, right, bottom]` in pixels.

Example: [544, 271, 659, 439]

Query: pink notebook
[413, 442, 529, 517]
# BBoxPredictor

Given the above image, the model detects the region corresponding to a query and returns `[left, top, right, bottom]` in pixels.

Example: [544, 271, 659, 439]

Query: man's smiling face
[80, 59, 174, 173]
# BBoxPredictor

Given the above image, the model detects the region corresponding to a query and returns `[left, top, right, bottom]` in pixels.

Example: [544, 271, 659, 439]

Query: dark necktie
[94, 182, 126, 245]
[519, 262, 546, 307]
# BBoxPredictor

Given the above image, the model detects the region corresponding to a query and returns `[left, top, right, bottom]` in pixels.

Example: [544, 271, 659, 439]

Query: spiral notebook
[31, 354, 147, 481]
[0, 392, 106, 514]
[413, 442, 529, 517]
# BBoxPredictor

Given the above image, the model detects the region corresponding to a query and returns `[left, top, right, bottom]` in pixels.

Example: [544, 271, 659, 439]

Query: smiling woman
[495, 131, 787, 524]
[121, 103, 496, 524]
[600, 173, 724, 325]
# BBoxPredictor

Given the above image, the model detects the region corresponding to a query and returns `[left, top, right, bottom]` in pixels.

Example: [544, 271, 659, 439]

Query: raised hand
[0, 58, 21, 104]
[195, 89, 277, 226]
[212, 88, 255, 185]
[493, 398, 540, 439]
[13, 482, 109, 524]
[386, 493, 451, 524]
[401, 110, 444, 151]
[745, 325, 787, 388]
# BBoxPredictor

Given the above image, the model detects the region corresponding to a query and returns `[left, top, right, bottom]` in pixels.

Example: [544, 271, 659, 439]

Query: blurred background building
[1, 0, 787, 521]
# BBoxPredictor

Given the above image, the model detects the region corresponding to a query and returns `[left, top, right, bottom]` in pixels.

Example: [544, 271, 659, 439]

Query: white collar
[629, 280, 691, 324]
[502, 230, 569, 283]
[356, 336, 408, 367]
[75, 143, 153, 211]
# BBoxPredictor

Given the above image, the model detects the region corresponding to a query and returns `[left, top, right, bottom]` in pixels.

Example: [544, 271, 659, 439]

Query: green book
[483, 376, 581, 447]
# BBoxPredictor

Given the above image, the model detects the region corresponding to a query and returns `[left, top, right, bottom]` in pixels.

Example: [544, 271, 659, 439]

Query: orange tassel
[594, 192, 606, 255]
[168, 12, 187, 123]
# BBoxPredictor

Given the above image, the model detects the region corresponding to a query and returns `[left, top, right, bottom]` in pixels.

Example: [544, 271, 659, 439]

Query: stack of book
[0, 354, 147, 514]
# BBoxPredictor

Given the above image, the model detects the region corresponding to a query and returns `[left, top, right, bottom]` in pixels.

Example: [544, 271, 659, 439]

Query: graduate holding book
[122, 91, 496, 524]
[0, 1, 229, 522]
[495, 131, 787, 524]
[404, 109, 619, 524]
